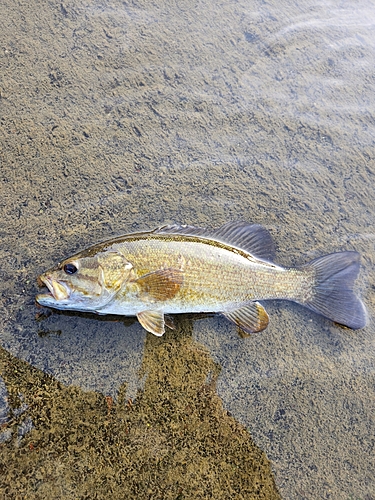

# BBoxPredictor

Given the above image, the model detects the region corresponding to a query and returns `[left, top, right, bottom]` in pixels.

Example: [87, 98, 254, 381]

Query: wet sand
[1, 0, 375, 498]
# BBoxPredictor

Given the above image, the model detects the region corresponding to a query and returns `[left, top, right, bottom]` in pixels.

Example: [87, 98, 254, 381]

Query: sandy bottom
[1, 0, 374, 498]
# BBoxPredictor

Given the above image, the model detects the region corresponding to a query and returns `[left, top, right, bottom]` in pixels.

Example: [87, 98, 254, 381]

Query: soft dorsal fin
[210, 222, 276, 262]
[154, 221, 276, 262]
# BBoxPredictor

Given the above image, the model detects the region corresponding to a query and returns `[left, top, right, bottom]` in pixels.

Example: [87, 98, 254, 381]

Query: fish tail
[300, 251, 367, 329]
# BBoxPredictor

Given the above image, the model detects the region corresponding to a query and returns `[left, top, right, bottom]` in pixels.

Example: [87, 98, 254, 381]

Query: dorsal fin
[154, 224, 208, 237]
[211, 222, 276, 262]
[154, 221, 276, 262]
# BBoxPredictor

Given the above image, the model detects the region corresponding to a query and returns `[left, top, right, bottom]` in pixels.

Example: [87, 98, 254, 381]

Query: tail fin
[300, 251, 367, 329]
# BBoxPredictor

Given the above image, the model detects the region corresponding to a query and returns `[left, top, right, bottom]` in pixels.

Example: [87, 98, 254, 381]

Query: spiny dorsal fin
[154, 221, 276, 262]
[222, 302, 269, 334]
[135, 268, 184, 302]
[154, 224, 208, 237]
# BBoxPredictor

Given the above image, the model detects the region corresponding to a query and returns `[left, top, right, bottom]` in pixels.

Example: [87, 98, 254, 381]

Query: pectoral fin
[137, 310, 166, 336]
[136, 268, 184, 302]
[222, 302, 269, 334]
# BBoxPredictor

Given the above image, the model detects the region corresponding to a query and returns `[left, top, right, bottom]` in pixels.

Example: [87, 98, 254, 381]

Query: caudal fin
[301, 251, 367, 329]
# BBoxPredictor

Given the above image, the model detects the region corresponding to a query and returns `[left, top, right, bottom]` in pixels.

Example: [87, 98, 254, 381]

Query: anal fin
[222, 302, 269, 334]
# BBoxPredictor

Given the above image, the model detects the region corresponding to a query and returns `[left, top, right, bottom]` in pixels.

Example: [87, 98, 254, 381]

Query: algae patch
[0, 316, 280, 499]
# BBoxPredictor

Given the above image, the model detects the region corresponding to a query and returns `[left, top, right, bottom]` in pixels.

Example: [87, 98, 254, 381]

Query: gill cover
[97, 251, 134, 292]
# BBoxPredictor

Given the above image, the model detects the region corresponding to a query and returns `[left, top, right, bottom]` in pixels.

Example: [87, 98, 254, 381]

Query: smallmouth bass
[36, 222, 367, 336]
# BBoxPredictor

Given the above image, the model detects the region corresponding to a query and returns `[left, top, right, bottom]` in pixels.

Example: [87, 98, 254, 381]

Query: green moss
[0, 317, 280, 499]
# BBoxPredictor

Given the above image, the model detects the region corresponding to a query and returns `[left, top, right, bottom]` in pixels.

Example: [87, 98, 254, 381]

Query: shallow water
[1, 0, 374, 498]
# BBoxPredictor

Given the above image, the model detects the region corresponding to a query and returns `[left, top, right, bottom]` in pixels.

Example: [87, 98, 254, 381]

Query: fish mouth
[37, 275, 70, 302]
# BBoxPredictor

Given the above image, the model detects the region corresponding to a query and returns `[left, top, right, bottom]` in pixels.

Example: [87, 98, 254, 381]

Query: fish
[36, 221, 367, 336]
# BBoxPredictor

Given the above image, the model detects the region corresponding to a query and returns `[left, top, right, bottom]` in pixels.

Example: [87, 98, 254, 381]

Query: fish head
[36, 250, 134, 313]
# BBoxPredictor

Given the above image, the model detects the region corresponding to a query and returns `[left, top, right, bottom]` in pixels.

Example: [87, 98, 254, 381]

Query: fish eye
[63, 263, 78, 275]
